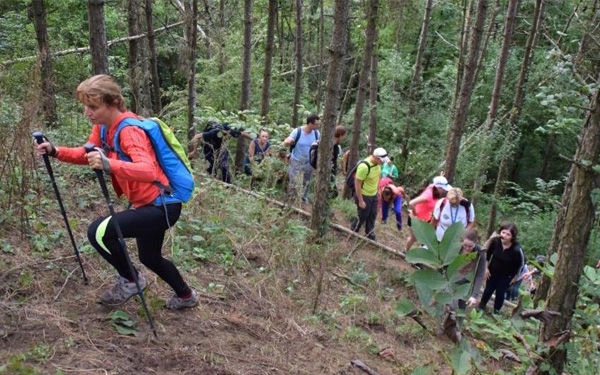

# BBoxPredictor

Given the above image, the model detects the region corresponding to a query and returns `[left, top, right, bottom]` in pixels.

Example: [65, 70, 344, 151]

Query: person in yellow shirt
[350, 148, 389, 240]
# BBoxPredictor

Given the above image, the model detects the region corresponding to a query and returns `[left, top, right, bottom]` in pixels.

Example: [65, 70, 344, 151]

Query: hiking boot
[99, 274, 148, 306]
[166, 289, 199, 310]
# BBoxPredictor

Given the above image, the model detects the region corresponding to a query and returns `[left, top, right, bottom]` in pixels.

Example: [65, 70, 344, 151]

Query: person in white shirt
[431, 187, 475, 242]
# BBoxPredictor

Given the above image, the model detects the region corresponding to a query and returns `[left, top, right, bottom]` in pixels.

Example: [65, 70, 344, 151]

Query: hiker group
[34, 74, 534, 334]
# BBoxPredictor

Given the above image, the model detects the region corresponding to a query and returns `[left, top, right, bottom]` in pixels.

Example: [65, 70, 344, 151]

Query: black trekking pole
[32, 131, 89, 284]
[83, 144, 158, 338]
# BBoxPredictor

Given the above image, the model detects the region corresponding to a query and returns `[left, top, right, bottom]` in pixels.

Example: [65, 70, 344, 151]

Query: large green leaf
[451, 346, 472, 374]
[446, 253, 472, 284]
[405, 247, 442, 268]
[414, 282, 435, 315]
[395, 298, 417, 316]
[411, 218, 439, 253]
[411, 269, 448, 291]
[439, 222, 464, 266]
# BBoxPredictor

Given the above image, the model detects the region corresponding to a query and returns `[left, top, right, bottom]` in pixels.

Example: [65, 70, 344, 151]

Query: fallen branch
[351, 359, 381, 375]
[1, 22, 184, 66]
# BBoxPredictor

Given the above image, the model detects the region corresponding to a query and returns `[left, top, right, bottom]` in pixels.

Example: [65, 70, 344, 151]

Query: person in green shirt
[350, 148, 388, 240]
[381, 156, 399, 181]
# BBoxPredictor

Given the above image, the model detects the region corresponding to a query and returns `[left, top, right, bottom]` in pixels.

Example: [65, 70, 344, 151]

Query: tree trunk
[472, 0, 521, 200]
[337, 57, 359, 125]
[186, 0, 198, 146]
[260, 0, 277, 119]
[443, 0, 488, 182]
[218, 0, 226, 75]
[402, 0, 433, 163]
[87, 0, 109, 75]
[127, 0, 140, 113]
[310, 0, 350, 238]
[487, 0, 544, 238]
[534, 75, 600, 375]
[292, 0, 303, 128]
[344, 0, 379, 198]
[315, 0, 325, 112]
[236, 0, 253, 172]
[145, 0, 162, 113]
[368, 51, 378, 153]
[452, 0, 473, 108]
[31, 0, 57, 127]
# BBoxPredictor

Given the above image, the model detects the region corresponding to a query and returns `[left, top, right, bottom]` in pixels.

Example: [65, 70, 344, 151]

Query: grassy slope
[0, 170, 458, 375]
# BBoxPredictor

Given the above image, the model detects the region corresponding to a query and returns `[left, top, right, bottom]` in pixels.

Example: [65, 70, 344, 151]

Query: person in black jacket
[477, 222, 524, 314]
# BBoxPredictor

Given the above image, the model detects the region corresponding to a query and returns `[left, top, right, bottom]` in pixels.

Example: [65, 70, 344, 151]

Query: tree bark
[87, 0, 109, 75]
[127, 0, 140, 113]
[443, 0, 488, 182]
[235, 0, 253, 171]
[315, 0, 325, 112]
[292, 0, 303, 128]
[185, 0, 198, 146]
[402, 0, 433, 163]
[368, 50, 378, 153]
[344, 0, 379, 198]
[310, 0, 350, 238]
[472, 0, 521, 199]
[260, 0, 277, 119]
[145, 0, 162, 113]
[534, 74, 600, 375]
[31, 0, 57, 127]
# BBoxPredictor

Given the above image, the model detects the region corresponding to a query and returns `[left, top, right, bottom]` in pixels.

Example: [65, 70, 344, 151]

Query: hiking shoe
[166, 289, 199, 310]
[99, 274, 148, 306]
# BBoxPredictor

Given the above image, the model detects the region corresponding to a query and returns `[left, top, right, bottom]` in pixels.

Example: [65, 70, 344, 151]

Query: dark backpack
[345, 160, 372, 192]
[438, 197, 472, 222]
[309, 141, 319, 169]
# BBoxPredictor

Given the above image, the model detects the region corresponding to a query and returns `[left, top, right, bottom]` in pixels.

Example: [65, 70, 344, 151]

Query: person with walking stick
[34, 75, 198, 314]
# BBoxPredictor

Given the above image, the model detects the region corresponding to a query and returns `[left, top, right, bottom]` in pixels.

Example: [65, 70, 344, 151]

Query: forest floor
[0, 175, 459, 375]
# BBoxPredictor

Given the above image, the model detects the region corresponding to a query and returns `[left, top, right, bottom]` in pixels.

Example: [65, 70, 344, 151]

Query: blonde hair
[447, 187, 464, 203]
[75, 75, 126, 111]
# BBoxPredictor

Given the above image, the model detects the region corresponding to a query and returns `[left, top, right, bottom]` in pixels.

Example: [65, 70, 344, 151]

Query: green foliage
[108, 310, 139, 337]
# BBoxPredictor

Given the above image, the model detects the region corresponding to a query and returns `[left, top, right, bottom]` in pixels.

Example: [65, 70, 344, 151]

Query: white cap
[373, 148, 390, 164]
[433, 176, 452, 191]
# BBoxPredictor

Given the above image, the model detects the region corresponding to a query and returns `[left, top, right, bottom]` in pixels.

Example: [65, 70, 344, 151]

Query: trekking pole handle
[32, 131, 46, 145]
[83, 143, 104, 172]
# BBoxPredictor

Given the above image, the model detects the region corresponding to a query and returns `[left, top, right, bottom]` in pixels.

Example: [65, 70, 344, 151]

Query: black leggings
[87, 203, 191, 297]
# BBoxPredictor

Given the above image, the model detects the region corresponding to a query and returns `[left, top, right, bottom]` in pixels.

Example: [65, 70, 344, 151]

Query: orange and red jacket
[56, 111, 169, 208]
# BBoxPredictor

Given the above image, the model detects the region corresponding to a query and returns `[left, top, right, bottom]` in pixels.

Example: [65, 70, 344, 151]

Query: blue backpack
[100, 117, 195, 204]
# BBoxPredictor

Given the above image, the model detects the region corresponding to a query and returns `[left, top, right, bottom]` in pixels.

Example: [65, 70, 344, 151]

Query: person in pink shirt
[378, 177, 405, 230]
[405, 175, 451, 251]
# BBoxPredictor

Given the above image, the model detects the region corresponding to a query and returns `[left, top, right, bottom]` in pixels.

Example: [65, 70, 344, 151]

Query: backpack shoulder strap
[315, 130, 320, 141]
[111, 117, 145, 162]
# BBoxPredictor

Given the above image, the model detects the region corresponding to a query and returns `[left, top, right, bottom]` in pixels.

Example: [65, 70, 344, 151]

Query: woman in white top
[431, 187, 475, 241]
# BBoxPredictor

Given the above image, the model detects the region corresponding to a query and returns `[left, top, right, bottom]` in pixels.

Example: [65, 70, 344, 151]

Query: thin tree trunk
[260, 0, 277, 119]
[534, 72, 600, 375]
[292, 0, 303, 128]
[487, 0, 545, 238]
[402, 0, 433, 163]
[337, 57, 359, 124]
[31, 0, 57, 127]
[87, 0, 109, 75]
[186, 0, 198, 146]
[236, 0, 252, 172]
[452, 0, 473, 108]
[145, 0, 162, 113]
[473, 0, 500, 88]
[344, 0, 379, 199]
[310, 0, 350, 238]
[315, 0, 325, 112]
[127, 0, 140, 113]
[368, 50, 378, 153]
[443, 0, 488, 182]
[472, 0, 521, 200]
[218, 0, 226, 75]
